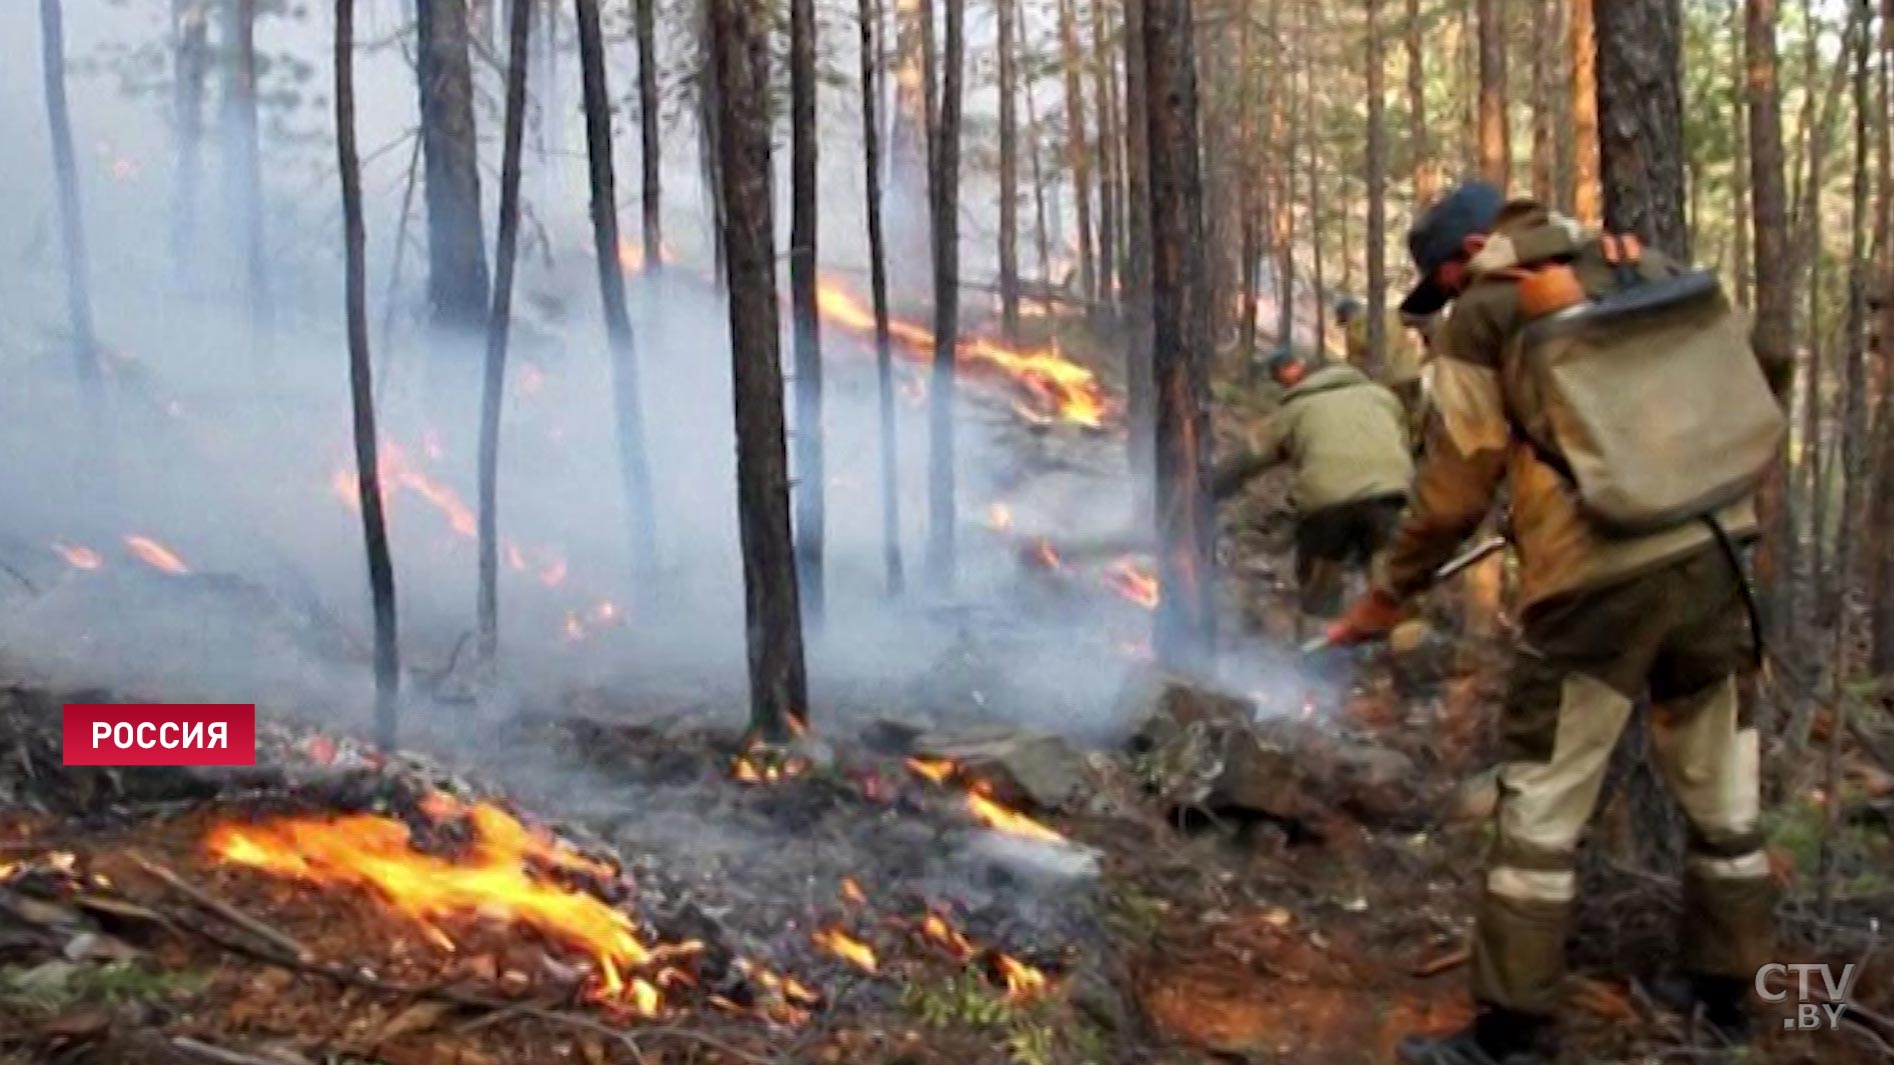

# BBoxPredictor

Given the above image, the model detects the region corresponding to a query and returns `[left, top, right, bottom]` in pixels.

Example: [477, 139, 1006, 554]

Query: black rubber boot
[1395, 1008, 1549, 1065]
[1692, 974, 1755, 1047]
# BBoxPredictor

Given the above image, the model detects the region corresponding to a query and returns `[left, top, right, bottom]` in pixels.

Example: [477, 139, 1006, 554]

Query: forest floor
[2, 350, 1893, 1064]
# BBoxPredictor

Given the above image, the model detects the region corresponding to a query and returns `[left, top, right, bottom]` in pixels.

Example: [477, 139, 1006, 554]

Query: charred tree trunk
[1405, 0, 1433, 205]
[926, 0, 966, 590]
[697, 0, 727, 283]
[997, 0, 1021, 341]
[336, 0, 401, 751]
[1058, 0, 1097, 303]
[1092, 0, 1120, 312]
[1476, 0, 1510, 189]
[172, 0, 210, 275]
[1144, 0, 1215, 668]
[1124, 0, 1155, 522]
[1365, 0, 1387, 374]
[861, 0, 905, 595]
[790, 0, 826, 623]
[415, 0, 490, 336]
[577, 0, 659, 575]
[224, 0, 272, 350]
[39, 0, 100, 393]
[477, 0, 533, 667]
[636, 0, 663, 270]
[710, 0, 810, 739]
[1749, 0, 1798, 639]
[1571, 0, 1601, 224]
[1026, 75, 1055, 293]
[1595, 0, 1689, 260]
[1869, 0, 1894, 675]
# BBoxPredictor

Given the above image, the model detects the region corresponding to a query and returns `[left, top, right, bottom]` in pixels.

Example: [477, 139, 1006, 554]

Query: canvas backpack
[1496, 233, 1787, 537]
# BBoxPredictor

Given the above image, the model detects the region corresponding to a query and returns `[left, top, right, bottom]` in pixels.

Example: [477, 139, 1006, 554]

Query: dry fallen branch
[132, 855, 310, 962]
[1410, 943, 1470, 978]
[170, 1036, 312, 1065]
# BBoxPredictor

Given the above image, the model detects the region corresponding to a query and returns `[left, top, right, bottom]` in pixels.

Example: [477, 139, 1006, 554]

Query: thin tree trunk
[1476, 0, 1510, 189]
[336, 0, 400, 752]
[710, 0, 810, 740]
[1749, 0, 1798, 648]
[636, 0, 663, 270]
[1595, 0, 1690, 260]
[790, 0, 826, 624]
[1548, 0, 1574, 212]
[1867, 0, 1894, 675]
[1058, 0, 1097, 303]
[1530, 0, 1555, 203]
[1365, 0, 1387, 374]
[861, 0, 905, 594]
[997, 0, 1021, 340]
[1124, 0, 1155, 521]
[1272, 0, 1295, 349]
[1236, 0, 1257, 366]
[1732, 0, 1753, 309]
[576, 0, 659, 575]
[1144, 0, 1215, 668]
[477, 0, 532, 667]
[172, 0, 210, 275]
[1092, 0, 1119, 310]
[39, 0, 100, 393]
[224, 0, 272, 351]
[1571, 0, 1601, 224]
[1405, 0, 1433, 205]
[697, 0, 726, 283]
[1304, 11, 1325, 352]
[415, 0, 490, 336]
[1026, 74, 1055, 294]
[927, 0, 965, 589]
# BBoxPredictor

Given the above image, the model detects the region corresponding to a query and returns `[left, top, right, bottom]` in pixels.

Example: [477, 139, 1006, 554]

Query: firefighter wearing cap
[1328, 183, 1775, 1064]
[1335, 295, 1432, 449]
[1214, 346, 1414, 634]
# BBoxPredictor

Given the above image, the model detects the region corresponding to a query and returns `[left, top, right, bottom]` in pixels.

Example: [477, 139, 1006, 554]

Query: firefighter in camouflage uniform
[1328, 182, 1778, 1064]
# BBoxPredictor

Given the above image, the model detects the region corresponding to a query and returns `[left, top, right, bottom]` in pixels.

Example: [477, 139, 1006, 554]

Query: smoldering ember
[3, 1, 1894, 1064]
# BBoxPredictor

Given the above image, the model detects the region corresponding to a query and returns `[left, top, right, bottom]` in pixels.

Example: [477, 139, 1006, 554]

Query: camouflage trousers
[1474, 547, 1777, 1016]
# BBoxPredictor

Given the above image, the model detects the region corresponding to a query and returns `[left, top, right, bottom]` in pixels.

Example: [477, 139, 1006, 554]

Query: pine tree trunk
[1123, 0, 1155, 521]
[576, 0, 659, 575]
[224, 0, 272, 350]
[172, 0, 210, 275]
[477, 0, 533, 667]
[1058, 0, 1097, 303]
[1827, 0, 1873, 687]
[1236, 0, 1257, 365]
[790, 0, 826, 624]
[891, 0, 930, 275]
[1530, 0, 1555, 203]
[1731, 0, 1753, 309]
[1026, 75, 1055, 292]
[861, 0, 906, 594]
[1405, 0, 1433, 205]
[1748, 0, 1797, 643]
[997, 0, 1021, 340]
[710, 0, 810, 740]
[336, 0, 401, 751]
[39, 0, 100, 393]
[1304, 13, 1325, 352]
[415, 0, 490, 336]
[1476, 0, 1510, 189]
[927, 0, 966, 589]
[1144, 0, 1215, 669]
[1548, 0, 1574, 213]
[1571, 0, 1601, 224]
[1867, 0, 1894, 675]
[697, 0, 727, 282]
[1366, 0, 1387, 373]
[1272, 0, 1296, 349]
[1595, 0, 1689, 260]
[1093, 0, 1120, 312]
[636, 0, 663, 269]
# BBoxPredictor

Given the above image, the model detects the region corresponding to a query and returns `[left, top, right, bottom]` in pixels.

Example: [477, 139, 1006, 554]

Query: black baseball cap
[1401, 180, 1505, 316]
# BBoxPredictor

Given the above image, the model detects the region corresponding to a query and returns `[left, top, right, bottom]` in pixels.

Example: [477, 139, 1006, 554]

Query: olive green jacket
[1373, 205, 1758, 611]
[1344, 308, 1426, 388]
[1233, 363, 1415, 512]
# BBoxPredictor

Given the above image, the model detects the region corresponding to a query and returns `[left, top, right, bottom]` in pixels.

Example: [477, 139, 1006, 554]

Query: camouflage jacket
[1373, 206, 1757, 611]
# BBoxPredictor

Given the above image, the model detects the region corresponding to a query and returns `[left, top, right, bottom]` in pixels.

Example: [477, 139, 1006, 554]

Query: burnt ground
[0, 379, 1891, 1064]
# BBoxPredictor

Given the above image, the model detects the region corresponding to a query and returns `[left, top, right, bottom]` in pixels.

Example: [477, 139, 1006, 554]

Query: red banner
[62, 704, 257, 767]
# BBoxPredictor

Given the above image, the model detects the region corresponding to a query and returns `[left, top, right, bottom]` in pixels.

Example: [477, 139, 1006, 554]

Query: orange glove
[1326, 589, 1405, 646]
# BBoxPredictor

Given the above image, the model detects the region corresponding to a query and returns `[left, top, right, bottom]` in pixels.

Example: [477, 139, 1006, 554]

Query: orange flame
[839, 877, 868, 906]
[995, 954, 1049, 1000]
[123, 535, 190, 575]
[814, 280, 1109, 428]
[920, 912, 977, 961]
[207, 800, 667, 1015]
[1101, 557, 1160, 609]
[905, 760, 1068, 844]
[52, 543, 103, 570]
[811, 927, 879, 973]
[1031, 538, 1062, 570]
[985, 502, 1014, 532]
[904, 757, 956, 784]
